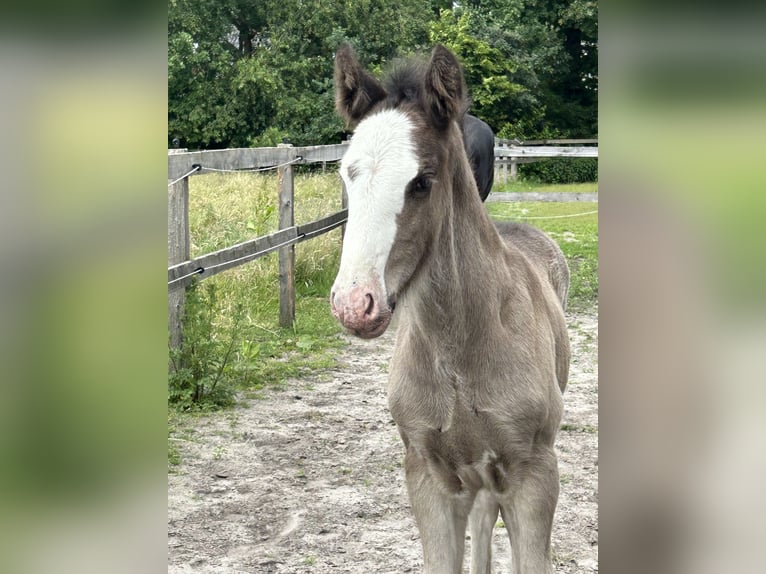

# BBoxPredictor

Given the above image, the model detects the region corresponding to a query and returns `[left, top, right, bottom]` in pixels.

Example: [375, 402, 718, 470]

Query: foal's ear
[334, 44, 387, 128]
[423, 45, 467, 129]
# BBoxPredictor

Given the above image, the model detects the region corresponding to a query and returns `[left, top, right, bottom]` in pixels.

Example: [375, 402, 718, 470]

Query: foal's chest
[387, 338, 555, 490]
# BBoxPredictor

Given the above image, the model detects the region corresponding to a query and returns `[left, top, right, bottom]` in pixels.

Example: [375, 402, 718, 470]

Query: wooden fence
[168, 139, 597, 352]
[493, 137, 598, 183]
[168, 142, 350, 353]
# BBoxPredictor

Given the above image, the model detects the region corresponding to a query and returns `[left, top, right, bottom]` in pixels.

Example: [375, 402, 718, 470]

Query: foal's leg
[469, 488, 499, 574]
[405, 450, 472, 574]
[499, 448, 559, 574]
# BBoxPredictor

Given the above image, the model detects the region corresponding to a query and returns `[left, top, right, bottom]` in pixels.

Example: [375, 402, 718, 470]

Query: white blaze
[335, 109, 419, 294]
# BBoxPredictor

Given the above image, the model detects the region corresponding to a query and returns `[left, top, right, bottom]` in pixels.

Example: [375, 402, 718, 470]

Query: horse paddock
[167, 307, 597, 574]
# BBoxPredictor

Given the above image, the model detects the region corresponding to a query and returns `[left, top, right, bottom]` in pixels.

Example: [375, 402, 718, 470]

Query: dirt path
[168, 308, 598, 573]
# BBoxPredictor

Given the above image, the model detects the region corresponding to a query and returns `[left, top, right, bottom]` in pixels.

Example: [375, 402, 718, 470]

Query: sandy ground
[168, 308, 598, 573]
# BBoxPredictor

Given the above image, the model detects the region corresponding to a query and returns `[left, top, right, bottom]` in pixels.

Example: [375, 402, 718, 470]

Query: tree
[429, 9, 531, 131]
[501, 0, 597, 137]
[438, 0, 597, 139]
[544, 0, 598, 136]
[168, 0, 432, 149]
[168, 0, 597, 148]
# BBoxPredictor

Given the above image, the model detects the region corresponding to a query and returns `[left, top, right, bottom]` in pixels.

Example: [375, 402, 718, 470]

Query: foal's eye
[408, 175, 432, 199]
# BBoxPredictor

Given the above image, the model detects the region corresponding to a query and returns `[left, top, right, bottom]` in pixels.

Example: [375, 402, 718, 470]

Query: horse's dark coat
[463, 114, 495, 202]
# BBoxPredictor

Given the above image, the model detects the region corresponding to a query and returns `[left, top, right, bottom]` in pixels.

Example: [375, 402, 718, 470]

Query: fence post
[493, 138, 502, 184]
[277, 143, 296, 329]
[510, 158, 518, 181]
[168, 149, 190, 365]
[501, 142, 508, 184]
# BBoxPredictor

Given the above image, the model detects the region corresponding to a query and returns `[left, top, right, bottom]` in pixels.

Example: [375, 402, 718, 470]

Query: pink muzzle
[330, 282, 393, 339]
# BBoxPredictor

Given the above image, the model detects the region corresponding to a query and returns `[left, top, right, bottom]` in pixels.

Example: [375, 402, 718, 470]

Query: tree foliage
[168, 0, 597, 149]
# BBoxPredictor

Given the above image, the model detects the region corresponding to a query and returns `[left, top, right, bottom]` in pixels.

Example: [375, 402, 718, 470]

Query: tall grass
[188, 170, 343, 318]
[170, 171, 345, 413]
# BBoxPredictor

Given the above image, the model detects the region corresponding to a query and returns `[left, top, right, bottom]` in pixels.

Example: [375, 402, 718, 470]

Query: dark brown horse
[463, 113, 495, 202]
[330, 44, 570, 574]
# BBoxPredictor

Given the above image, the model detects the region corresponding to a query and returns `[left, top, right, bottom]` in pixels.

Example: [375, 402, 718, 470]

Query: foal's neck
[405, 161, 508, 348]
[439, 181, 505, 296]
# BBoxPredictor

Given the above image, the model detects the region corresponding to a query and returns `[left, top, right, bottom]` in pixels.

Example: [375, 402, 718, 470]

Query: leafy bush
[519, 158, 598, 184]
[168, 280, 242, 411]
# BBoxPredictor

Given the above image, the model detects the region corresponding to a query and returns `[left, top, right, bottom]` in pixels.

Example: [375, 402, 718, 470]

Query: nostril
[363, 292, 375, 317]
[330, 291, 342, 319]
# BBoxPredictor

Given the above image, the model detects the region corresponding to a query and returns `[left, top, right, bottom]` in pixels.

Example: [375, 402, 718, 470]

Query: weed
[168, 280, 241, 411]
[168, 443, 181, 467]
[168, 413, 181, 467]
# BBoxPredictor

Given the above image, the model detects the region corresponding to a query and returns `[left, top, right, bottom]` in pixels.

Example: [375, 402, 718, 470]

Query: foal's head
[330, 44, 476, 338]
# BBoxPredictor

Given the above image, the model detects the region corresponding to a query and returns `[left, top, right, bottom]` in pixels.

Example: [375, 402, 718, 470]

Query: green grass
[486, 198, 598, 310]
[494, 180, 598, 193]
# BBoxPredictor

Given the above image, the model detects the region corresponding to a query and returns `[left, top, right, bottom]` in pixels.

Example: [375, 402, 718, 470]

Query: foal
[331, 44, 570, 574]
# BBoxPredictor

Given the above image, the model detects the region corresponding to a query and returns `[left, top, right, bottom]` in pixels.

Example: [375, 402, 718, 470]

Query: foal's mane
[381, 55, 469, 123]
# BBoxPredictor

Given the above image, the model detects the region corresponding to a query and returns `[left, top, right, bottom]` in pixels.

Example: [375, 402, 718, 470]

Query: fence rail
[167, 143, 349, 180]
[495, 137, 598, 146]
[167, 143, 351, 358]
[168, 138, 597, 356]
[486, 192, 598, 203]
[493, 138, 597, 183]
[167, 209, 348, 288]
[494, 145, 598, 158]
